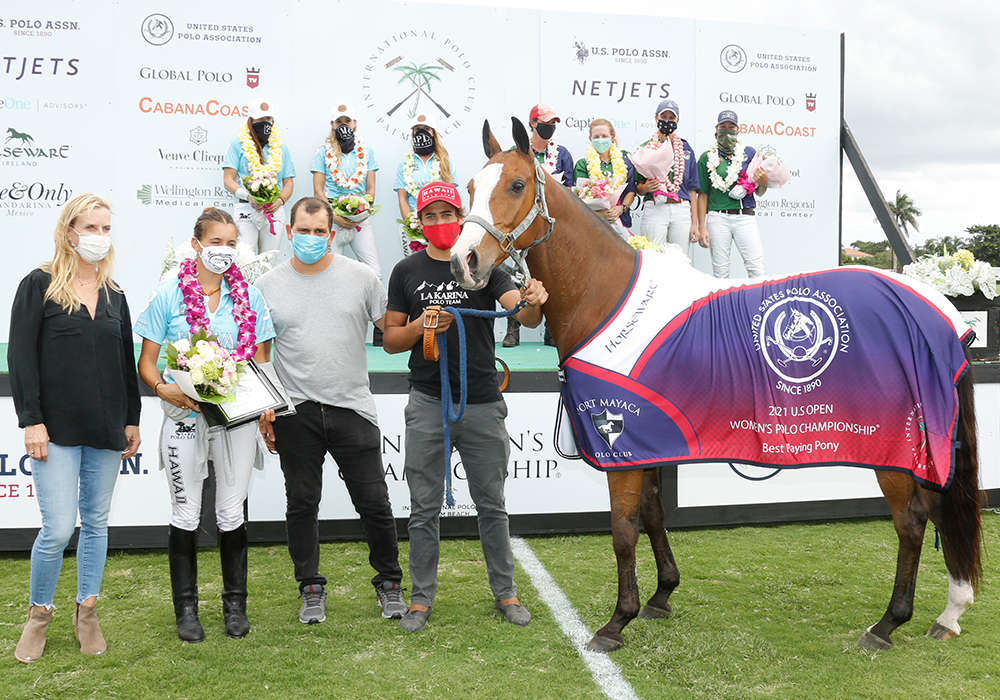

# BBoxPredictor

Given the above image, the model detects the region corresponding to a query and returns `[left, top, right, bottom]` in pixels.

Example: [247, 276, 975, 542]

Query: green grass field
[2, 513, 997, 699]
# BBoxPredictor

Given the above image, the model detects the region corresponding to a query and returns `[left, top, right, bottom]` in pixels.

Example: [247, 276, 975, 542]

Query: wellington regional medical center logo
[751, 289, 851, 388]
[361, 30, 476, 139]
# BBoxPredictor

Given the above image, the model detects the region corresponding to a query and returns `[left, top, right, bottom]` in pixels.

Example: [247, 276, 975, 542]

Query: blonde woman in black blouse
[8, 194, 141, 663]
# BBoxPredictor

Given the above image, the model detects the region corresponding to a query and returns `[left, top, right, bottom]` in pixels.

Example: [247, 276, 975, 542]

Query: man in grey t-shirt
[257, 197, 406, 624]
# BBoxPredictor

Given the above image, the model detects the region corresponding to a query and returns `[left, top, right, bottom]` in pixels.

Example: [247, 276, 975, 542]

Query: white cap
[331, 103, 355, 121]
[411, 113, 438, 132]
[248, 98, 276, 120]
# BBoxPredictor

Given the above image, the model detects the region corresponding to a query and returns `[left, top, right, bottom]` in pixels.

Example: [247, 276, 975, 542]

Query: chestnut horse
[449, 118, 983, 653]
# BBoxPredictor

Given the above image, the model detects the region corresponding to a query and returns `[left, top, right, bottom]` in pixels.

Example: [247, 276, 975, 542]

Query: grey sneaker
[495, 600, 531, 626]
[376, 581, 407, 619]
[399, 606, 431, 632]
[298, 584, 326, 624]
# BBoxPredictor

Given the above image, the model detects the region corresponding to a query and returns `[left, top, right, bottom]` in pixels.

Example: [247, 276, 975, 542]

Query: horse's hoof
[927, 622, 959, 641]
[639, 604, 671, 620]
[586, 634, 624, 653]
[857, 630, 892, 650]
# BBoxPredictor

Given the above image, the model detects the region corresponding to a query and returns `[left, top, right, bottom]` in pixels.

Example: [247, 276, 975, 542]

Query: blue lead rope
[437, 301, 527, 507]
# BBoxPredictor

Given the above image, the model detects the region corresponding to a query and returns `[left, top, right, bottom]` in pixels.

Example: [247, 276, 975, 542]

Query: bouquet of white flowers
[902, 249, 998, 300]
[164, 331, 246, 404]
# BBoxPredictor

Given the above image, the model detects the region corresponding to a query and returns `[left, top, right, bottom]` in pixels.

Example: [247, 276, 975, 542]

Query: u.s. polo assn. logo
[759, 296, 841, 383]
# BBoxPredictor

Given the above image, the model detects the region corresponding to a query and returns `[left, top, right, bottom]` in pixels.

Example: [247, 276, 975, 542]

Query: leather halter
[462, 162, 556, 281]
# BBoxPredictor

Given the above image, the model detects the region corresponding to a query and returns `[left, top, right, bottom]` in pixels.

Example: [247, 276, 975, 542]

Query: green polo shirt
[697, 148, 758, 211]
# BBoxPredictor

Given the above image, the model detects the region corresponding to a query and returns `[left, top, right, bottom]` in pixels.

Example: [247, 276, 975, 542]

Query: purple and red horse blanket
[558, 252, 972, 490]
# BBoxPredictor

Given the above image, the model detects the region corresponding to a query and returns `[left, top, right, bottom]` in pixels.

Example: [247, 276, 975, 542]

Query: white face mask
[72, 231, 112, 263]
[199, 245, 237, 274]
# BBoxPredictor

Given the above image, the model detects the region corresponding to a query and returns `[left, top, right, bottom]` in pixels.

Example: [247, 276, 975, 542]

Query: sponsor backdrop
[0, 0, 875, 534]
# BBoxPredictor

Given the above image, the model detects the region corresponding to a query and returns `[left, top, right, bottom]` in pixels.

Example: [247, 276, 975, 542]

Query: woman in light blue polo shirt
[311, 104, 382, 279]
[134, 207, 274, 644]
[222, 98, 296, 254]
[393, 114, 456, 256]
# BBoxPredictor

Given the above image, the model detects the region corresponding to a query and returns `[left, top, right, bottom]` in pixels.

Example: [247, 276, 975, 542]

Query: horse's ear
[482, 120, 502, 158]
[511, 117, 530, 156]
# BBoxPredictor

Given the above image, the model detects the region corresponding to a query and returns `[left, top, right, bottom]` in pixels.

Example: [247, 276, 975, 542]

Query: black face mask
[412, 129, 435, 156]
[657, 119, 678, 136]
[335, 124, 355, 153]
[252, 120, 272, 145]
[535, 122, 556, 140]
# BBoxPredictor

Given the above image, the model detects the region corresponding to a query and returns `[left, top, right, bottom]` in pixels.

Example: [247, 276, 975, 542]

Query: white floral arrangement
[159, 238, 277, 286]
[902, 249, 998, 300]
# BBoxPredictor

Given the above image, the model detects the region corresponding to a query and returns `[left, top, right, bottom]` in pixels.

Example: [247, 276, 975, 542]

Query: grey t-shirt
[255, 256, 387, 426]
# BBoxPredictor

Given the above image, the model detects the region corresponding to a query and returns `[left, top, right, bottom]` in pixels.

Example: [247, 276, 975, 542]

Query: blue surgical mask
[591, 137, 613, 154]
[291, 233, 329, 264]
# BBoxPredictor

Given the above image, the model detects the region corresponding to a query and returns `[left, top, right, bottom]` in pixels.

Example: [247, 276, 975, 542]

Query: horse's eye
[511, 179, 526, 194]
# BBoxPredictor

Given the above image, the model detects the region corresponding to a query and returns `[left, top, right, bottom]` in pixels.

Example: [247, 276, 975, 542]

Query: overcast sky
[419, 0, 999, 246]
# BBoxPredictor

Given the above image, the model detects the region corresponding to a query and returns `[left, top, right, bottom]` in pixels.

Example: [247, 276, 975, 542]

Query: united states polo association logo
[361, 30, 477, 139]
[141, 13, 174, 46]
[758, 296, 841, 384]
[720, 44, 747, 73]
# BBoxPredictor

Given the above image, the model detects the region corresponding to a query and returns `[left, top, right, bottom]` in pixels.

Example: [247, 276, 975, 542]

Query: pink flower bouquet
[631, 138, 684, 203]
[573, 178, 625, 212]
[745, 148, 791, 189]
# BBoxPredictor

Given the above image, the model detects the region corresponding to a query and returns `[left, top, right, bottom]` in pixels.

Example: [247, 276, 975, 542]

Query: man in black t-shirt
[383, 182, 547, 633]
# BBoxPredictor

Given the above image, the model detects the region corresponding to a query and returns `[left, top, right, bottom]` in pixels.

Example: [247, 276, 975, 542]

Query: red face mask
[422, 221, 461, 250]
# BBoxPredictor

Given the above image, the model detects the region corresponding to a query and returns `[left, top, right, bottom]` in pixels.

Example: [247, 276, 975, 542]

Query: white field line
[510, 537, 640, 700]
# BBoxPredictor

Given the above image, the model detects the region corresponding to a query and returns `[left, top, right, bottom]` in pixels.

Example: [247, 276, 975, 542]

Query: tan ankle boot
[74, 603, 107, 655]
[14, 606, 52, 663]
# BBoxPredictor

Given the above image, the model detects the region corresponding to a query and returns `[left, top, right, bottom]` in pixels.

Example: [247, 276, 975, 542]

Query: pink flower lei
[178, 257, 258, 361]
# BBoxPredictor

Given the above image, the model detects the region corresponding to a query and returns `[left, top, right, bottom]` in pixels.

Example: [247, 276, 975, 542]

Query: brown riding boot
[502, 318, 520, 347]
[74, 602, 107, 655]
[14, 605, 52, 663]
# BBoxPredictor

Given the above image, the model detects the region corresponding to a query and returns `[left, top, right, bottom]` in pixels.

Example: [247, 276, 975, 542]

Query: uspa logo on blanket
[757, 295, 842, 384]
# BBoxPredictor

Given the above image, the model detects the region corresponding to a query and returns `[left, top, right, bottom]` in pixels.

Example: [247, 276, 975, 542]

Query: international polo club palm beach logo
[361, 30, 476, 139]
[759, 296, 840, 383]
[591, 410, 625, 449]
[904, 403, 933, 473]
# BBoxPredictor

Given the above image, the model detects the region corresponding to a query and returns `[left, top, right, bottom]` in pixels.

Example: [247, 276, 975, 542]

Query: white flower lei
[402, 152, 441, 198]
[706, 143, 748, 193]
[239, 122, 283, 178]
[539, 139, 560, 174]
[585, 142, 627, 189]
[325, 137, 368, 190]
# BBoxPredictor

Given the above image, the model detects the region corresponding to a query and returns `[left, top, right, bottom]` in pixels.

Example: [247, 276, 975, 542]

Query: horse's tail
[940, 362, 983, 591]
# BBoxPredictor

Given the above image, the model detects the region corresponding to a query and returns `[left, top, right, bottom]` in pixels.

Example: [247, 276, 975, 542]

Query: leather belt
[718, 207, 755, 215]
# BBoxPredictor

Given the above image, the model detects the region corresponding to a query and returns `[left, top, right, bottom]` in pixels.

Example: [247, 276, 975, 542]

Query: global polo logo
[720, 44, 747, 73]
[754, 293, 849, 385]
[141, 13, 174, 46]
[361, 30, 477, 139]
[590, 409, 625, 449]
[246, 66, 260, 89]
[806, 93, 817, 112]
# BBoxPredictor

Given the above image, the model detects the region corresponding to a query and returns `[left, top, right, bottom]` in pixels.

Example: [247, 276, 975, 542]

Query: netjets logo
[757, 296, 841, 384]
[361, 30, 477, 140]
[590, 409, 625, 449]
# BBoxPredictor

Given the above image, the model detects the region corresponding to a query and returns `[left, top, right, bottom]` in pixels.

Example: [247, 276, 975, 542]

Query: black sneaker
[299, 584, 326, 624]
[376, 581, 407, 619]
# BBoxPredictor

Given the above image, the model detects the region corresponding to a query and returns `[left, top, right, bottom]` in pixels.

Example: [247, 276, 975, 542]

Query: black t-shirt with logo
[387, 251, 517, 403]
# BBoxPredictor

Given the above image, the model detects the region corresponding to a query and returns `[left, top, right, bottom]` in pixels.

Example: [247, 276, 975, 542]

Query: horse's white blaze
[451, 162, 503, 285]
[935, 573, 973, 634]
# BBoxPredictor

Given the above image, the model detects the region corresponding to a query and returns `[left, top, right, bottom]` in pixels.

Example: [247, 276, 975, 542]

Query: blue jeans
[29, 443, 121, 607]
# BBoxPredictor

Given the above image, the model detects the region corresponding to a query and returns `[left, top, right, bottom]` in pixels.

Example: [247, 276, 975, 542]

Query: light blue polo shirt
[393, 154, 456, 210]
[223, 138, 296, 182]
[310, 145, 379, 198]
[134, 276, 276, 357]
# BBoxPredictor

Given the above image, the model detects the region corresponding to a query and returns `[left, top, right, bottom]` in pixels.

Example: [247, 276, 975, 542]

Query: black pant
[273, 402, 401, 590]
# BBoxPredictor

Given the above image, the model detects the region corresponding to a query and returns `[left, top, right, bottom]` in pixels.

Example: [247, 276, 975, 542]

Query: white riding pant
[159, 406, 257, 532]
[333, 217, 382, 281]
[233, 201, 285, 254]
[706, 211, 765, 278]
[640, 200, 693, 259]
